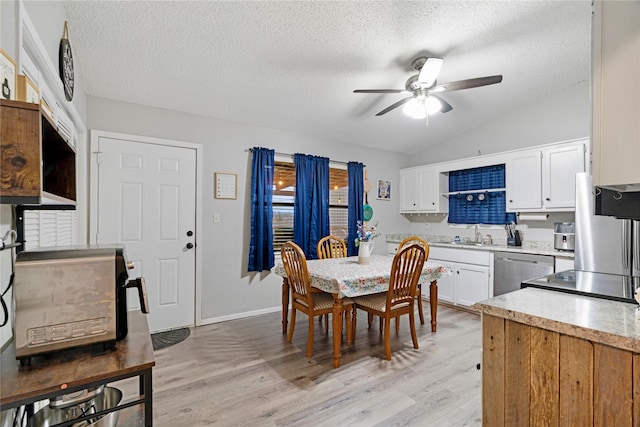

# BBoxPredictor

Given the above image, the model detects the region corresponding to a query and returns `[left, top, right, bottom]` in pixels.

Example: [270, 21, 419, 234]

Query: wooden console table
[0, 311, 155, 426]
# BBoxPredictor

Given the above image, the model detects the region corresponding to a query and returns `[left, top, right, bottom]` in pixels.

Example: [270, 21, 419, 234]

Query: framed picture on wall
[377, 179, 391, 200]
[0, 49, 17, 101]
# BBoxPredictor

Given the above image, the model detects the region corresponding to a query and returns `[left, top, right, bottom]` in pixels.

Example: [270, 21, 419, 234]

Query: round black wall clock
[59, 21, 74, 101]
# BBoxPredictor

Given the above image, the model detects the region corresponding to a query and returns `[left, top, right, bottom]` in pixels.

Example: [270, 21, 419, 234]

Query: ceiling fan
[354, 57, 503, 121]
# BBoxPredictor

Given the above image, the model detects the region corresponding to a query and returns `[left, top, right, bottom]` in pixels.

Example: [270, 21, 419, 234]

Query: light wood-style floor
[139, 304, 482, 426]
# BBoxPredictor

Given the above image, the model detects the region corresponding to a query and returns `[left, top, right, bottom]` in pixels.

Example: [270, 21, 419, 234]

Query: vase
[358, 241, 375, 265]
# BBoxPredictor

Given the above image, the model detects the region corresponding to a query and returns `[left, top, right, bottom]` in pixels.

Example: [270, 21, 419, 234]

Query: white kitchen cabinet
[419, 168, 448, 212]
[541, 142, 586, 209]
[454, 264, 491, 307]
[506, 140, 586, 212]
[399, 168, 419, 212]
[505, 149, 542, 211]
[592, 0, 640, 190]
[431, 260, 455, 303]
[429, 246, 493, 308]
[399, 167, 448, 213]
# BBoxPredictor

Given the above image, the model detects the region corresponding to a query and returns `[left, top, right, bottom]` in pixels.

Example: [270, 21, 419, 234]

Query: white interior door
[95, 136, 196, 332]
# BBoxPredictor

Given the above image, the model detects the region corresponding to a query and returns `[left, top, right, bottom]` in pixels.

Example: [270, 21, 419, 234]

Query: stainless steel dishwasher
[494, 252, 555, 296]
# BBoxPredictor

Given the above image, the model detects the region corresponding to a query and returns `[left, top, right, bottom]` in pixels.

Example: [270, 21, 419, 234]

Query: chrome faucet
[474, 225, 482, 243]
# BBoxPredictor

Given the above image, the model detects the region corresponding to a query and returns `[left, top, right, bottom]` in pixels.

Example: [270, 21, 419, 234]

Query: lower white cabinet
[432, 260, 455, 303]
[429, 247, 493, 308]
[454, 264, 491, 306]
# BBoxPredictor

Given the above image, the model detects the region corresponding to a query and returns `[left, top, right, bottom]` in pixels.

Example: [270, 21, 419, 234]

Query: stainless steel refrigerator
[575, 172, 640, 277]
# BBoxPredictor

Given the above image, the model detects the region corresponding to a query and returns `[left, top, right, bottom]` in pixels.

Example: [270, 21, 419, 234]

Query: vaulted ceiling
[64, 1, 592, 155]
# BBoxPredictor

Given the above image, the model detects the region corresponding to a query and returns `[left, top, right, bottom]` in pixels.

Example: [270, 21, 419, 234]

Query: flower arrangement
[355, 220, 380, 246]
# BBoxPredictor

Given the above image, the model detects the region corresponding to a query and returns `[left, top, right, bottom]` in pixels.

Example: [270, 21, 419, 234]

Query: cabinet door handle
[509, 200, 513, 203]
[545, 197, 550, 201]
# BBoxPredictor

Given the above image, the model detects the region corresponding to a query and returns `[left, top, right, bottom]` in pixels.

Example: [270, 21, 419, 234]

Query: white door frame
[89, 130, 204, 326]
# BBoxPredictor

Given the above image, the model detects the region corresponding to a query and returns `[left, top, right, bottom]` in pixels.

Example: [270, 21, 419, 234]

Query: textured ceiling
[63, 1, 592, 155]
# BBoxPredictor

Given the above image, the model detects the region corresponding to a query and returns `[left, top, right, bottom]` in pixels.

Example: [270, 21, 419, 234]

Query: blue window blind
[448, 164, 517, 225]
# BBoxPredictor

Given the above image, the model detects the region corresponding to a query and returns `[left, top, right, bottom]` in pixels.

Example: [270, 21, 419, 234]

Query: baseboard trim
[198, 306, 282, 326]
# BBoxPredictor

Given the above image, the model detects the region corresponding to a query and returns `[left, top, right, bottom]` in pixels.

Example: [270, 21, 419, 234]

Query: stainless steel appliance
[28, 385, 122, 427]
[575, 173, 640, 276]
[493, 252, 554, 296]
[13, 245, 149, 365]
[521, 270, 638, 304]
[553, 222, 575, 251]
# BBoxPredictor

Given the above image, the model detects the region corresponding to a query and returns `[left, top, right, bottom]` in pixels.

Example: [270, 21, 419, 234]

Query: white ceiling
[63, 1, 592, 155]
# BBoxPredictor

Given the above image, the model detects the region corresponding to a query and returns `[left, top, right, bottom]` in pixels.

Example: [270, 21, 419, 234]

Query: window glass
[272, 161, 348, 252]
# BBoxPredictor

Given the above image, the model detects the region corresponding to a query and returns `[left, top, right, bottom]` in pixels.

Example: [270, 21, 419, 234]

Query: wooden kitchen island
[473, 287, 640, 426]
[0, 311, 155, 426]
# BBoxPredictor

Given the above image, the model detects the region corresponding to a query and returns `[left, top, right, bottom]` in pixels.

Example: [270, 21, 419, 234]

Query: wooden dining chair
[317, 235, 347, 259]
[398, 236, 430, 326]
[353, 243, 426, 360]
[281, 241, 355, 357]
[316, 235, 347, 330]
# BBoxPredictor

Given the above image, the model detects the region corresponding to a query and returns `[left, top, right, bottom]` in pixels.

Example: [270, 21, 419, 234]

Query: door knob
[186, 242, 194, 249]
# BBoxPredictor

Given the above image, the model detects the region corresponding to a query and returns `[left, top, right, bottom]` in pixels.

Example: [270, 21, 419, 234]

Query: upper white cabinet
[399, 168, 420, 212]
[399, 167, 448, 213]
[592, 0, 640, 190]
[541, 142, 586, 209]
[506, 140, 586, 212]
[400, 139, 587, 214]
[505, 150, 542, 210]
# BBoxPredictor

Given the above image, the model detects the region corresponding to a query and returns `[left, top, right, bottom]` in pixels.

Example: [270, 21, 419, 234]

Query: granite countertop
[472, 287, 640, 353]
[386, 234, 574, 258]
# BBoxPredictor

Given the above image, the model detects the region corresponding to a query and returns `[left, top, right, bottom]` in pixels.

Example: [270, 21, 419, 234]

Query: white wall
[0, 0, 88, 348]
[411, 81, 590, 165]
[86, 97, 411, 322]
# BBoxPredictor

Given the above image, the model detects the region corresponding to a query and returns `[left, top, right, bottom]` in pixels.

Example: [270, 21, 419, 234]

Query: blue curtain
[248, 147, 275, 271]
[448, 164, 517, 225]
[347, 162, 364, 256]
[293, 154, 330, 259]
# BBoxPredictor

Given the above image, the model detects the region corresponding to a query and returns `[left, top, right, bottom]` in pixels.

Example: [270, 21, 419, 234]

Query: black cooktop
[521, 270, 639, 304]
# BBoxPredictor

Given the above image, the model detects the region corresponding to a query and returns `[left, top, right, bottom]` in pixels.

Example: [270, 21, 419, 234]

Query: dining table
[273, 254, 450, 368]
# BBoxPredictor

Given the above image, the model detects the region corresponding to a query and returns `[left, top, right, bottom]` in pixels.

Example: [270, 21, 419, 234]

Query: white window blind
[23, 210, 78, 250]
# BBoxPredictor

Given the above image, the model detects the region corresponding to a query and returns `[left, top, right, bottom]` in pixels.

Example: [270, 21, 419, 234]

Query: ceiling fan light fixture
[424, 95, 443, 115]
[403, 95, 442, 119]
[403, 98, 427, 119]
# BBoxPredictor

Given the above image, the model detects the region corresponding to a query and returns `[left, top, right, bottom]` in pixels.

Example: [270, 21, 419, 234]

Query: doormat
[151, 328, 190, 351]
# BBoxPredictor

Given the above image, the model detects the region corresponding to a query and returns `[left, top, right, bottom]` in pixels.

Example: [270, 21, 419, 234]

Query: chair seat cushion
[296, 292, 354, 311]
[355, 293, 409, 312]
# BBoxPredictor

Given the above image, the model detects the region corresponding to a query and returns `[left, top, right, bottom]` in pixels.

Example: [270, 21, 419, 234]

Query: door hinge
[93, 151, 102, 165]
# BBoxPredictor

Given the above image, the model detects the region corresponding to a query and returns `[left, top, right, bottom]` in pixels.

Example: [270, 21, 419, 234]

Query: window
[272, 161, 349, 251]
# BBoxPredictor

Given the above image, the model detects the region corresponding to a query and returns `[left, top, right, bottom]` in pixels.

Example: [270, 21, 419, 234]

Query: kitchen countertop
[472, 287, 640, 353]
[386, 234, 574, 258]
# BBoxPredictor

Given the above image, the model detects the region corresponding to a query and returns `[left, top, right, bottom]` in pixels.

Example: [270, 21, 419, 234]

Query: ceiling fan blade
[430, 95, 453, 113]
[418, 58, 443, 87]
[354, 89, 405, 94]
[375, 97, 413, 116]
[432, 75, 503, 92]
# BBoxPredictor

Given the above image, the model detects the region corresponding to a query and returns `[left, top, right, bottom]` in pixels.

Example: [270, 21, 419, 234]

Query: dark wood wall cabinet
[1, 99, 76, 205]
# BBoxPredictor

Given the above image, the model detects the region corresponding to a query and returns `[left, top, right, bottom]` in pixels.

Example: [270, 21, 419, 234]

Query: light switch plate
[213, 212, 221, 223]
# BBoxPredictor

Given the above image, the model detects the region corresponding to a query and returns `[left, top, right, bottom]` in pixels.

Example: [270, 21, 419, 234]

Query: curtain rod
[247, 148, 364, 167]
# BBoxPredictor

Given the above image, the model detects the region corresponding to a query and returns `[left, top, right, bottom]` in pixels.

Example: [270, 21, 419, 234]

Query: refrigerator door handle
[634, 220, 640, 272]
[623, 220, 631, 270]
